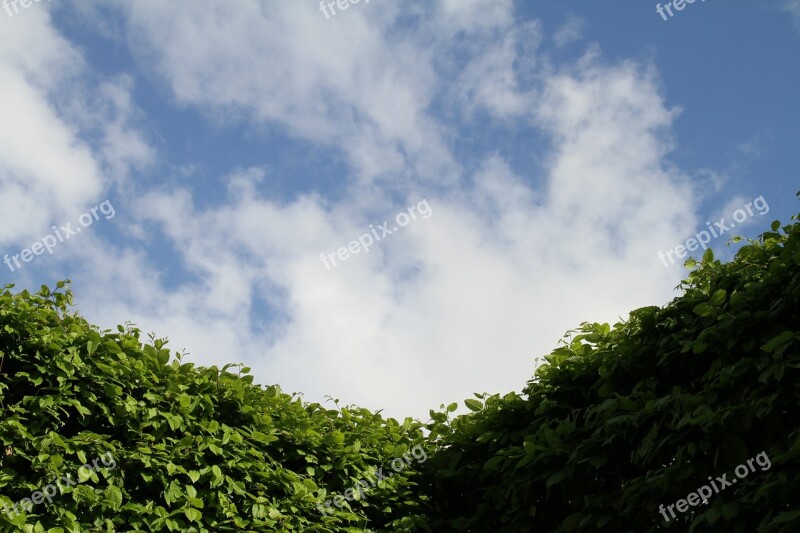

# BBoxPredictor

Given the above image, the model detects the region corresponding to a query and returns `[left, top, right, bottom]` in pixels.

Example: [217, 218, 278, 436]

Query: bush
[421, 206, 800, 532]
[0, 283, 430, 532]
[4, 198, 800, 532]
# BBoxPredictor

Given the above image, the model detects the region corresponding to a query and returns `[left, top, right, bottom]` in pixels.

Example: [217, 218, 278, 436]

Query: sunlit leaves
[464, 399, 483, 412]
[0, 282, 431, 531]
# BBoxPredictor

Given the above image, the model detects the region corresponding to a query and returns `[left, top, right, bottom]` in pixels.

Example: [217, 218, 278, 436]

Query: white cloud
[109, 0, 458, 185]
[454, 21, 542, 118]
[0, 10, 152, 248]
[0, 13, 102, 246]
[83, 44, 698, 417]
[781, 0, 800, 31]
[438, 0, 514, 34]
[2, 1, 706, 422]
[553, 14, 587, 48]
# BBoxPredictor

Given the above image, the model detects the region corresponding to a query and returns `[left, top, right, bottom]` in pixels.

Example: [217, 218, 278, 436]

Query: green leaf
[104, 486, 123, 510]
[163, 413, 182, 431]
[546, 470, 565, 488]
[773, 510, 800, 523]
[211, 465, 224, 487]
[484, 455, 504, 471]
[762, 330, 794, 353]
[184, 508, 202, 522]
[693, 341, 709, 354]
[464, 399, 483, 412]
[523, 441, 536, 454]
[164, 481, 182, 504]
[693, 303, 714, 317]
[729, 291, 745, 310]
[429, 409, 446, 423]
[710, 289, 727, 306]
[78, 466, 93, 482]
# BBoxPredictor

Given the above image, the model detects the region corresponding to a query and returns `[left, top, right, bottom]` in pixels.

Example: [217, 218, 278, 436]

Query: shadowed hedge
[420, 201, 800, 532]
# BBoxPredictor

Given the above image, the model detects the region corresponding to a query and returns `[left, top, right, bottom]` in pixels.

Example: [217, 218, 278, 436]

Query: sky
[1, 0, 798, 421]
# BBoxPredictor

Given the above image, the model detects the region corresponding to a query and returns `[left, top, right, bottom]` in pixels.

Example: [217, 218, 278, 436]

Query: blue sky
[1, 0, 798, 420]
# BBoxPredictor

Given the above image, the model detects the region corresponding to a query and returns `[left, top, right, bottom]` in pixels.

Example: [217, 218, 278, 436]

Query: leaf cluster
[0, 283, 430, 532]
[419, 210, 800, 532]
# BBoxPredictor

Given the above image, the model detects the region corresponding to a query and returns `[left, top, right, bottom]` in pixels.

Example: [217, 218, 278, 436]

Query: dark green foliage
[0, 283, 430, 532]
[421, 209, 800, 532]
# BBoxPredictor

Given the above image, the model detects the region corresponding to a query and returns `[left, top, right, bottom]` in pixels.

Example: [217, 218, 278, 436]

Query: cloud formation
[1, 1, 714, 419]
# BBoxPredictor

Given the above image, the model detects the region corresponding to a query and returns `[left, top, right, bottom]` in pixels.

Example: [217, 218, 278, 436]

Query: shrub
[421, 205, 800, 532]
[0, 283, 430, 532]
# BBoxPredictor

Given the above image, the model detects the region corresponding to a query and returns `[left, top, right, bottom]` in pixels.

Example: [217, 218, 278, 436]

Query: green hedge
[3, 199, 800, 532]
[0, 284, 430, 532]
[420, 205, 800, 532]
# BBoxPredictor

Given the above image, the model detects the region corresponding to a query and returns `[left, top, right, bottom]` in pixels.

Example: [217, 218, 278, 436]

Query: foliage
[420, 207, 800, 532]
[3, 198, 800, 532]
[0, 282, 430, 532]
